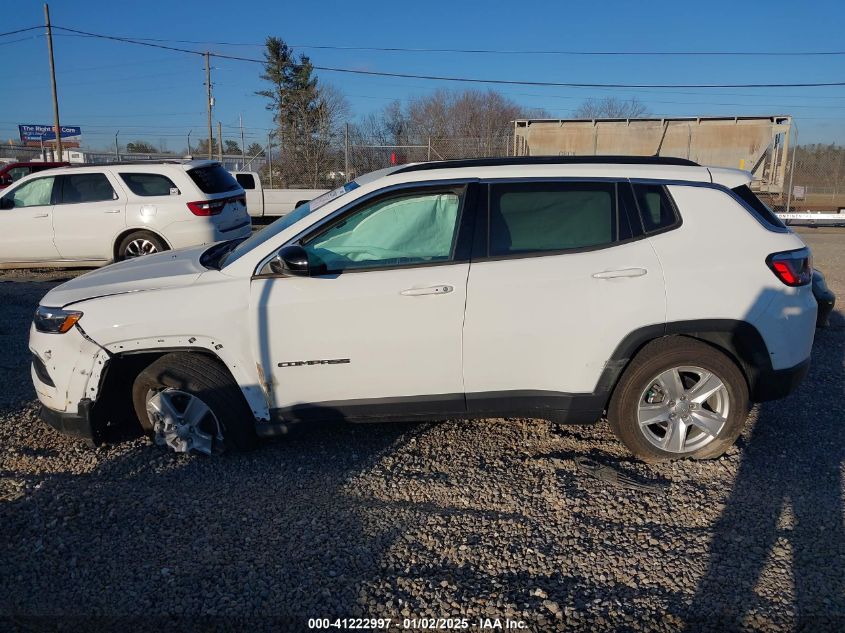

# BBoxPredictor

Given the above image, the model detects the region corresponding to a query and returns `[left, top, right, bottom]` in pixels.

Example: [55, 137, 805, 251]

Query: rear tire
[117, 231, 168, 261]
[132, 353, 257, 454]
[608, 337, 749, 463]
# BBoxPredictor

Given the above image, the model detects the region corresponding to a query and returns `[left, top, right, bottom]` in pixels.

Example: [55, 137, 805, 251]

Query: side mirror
[0, 197, 12, 210]
[270, 244, 311, 276]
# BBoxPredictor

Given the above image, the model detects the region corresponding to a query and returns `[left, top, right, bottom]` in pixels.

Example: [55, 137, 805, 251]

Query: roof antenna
[653, 120, 669, 157]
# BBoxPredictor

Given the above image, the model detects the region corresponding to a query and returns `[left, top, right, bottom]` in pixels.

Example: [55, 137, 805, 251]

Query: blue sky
[3, 0, 845, 151]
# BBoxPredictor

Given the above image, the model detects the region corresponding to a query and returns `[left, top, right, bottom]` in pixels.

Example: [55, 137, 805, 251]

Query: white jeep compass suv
[29, 157, 816, 462]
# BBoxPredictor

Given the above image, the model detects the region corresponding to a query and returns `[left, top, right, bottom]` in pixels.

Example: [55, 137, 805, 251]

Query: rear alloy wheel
[636, 366, 730, 454]
[608, 337, 749, 462]
[118, 231, 167, 261]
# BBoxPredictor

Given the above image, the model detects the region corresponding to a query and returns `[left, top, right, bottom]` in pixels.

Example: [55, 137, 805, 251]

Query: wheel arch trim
[596, 319, 772, 407]
[99, 336, 269, 420]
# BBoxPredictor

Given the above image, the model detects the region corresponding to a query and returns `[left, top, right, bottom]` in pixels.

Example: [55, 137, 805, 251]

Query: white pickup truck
[230, 171, 328, 220]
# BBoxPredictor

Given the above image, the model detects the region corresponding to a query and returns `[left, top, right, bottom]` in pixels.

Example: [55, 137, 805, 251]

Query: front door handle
[32, 213, 49, 218]
[592, 267, 648, 279]
[400, 285, 454, 296]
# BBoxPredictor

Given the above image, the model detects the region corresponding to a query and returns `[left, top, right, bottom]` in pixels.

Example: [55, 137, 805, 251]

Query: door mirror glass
[270, 244, 311, 276]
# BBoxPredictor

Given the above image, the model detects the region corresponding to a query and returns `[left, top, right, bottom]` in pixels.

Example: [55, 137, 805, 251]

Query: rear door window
[120, 173, 178, 196]
[488, 182, 617, 256]
[58, 173, 116, 204]
[187, 164, 241, 194]
[7, 166, 31, 182]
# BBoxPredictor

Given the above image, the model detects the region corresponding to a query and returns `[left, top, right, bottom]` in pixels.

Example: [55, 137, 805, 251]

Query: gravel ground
[0, 229, 843, 632]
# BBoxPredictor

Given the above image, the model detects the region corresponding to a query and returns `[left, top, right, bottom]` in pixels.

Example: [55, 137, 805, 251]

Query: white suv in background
[29, 157, 816, 462]
[0, 160, 250, 267]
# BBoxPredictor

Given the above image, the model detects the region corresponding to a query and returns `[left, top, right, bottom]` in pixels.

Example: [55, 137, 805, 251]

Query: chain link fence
[764, 145, 845, 213]
[3, 130, 842, 212]
[345, 133, 513, 180]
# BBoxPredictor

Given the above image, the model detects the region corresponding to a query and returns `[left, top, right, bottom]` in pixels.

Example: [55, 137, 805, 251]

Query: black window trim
[628, 177, 790, 235]
[253, 178, 480, 278]
[54, 172, 119, 205]
[726, 184, 790, 234]
[118, 172, 178, 198]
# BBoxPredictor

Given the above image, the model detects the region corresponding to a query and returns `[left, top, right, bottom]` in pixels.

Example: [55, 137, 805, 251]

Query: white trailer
[513, 115, 792, 194]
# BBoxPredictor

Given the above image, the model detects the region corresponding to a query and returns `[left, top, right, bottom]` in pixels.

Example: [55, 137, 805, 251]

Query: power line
[48, 25, 845, 90]
[0, 26, 42, 38]
[37, 28, 845, 56]
[0, 35, 42, 47]
[307, 66, 845, 90]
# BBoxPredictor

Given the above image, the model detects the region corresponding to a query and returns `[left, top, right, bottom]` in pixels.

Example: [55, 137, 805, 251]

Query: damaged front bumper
[39, 399, 98, 446]
[30, 322, 109, 444]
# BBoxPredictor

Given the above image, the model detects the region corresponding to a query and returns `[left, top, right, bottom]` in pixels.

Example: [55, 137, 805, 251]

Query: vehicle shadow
[681, 308, 845, 630]
[0, 411, 435, 630]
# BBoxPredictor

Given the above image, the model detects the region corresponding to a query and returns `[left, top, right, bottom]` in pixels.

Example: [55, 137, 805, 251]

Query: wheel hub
[125, 239, 157, 258]
[637, 365, 730, 454]
[145, 388, 223, 455]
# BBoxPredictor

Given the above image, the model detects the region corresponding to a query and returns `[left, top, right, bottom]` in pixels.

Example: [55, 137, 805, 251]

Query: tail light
[766, 248, 812, 287]
[187, 199, 227, 216]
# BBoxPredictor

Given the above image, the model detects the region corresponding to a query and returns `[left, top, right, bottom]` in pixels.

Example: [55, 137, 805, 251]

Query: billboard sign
[18, 124, 82, 143]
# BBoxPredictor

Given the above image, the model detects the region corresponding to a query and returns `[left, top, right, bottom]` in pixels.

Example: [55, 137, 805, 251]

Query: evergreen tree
[256, 36, 346, 187]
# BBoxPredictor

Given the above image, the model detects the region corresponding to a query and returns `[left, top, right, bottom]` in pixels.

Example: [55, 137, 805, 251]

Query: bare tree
[573, 96, 650, 119]
[352, 89, 546, 164]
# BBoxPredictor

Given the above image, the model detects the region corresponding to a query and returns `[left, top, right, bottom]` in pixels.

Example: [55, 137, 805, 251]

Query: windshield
[221, 181, 360, 267]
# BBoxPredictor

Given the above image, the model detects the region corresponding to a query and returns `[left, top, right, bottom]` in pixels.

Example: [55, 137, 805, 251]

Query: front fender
[101, 335, 270, 421]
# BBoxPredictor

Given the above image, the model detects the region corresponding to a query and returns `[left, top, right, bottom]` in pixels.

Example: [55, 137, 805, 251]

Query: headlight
[33, 306, 83, 334]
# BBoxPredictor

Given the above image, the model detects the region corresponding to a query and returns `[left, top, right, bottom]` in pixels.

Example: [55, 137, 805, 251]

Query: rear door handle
[400, 285, 454, 296]
[592, 267, 648, 279]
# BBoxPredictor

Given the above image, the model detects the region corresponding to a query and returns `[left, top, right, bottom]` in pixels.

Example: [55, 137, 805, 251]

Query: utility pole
[186, 130, 192, 156]
[44, 4, 63, 161]
[114, 130, 120, 160]
[217, 121, 223, 161]
[344, 122, 349, 179]
[205, 52, 213, 159]
[267, 133, 274, 188]
[239, 114, 246, 169]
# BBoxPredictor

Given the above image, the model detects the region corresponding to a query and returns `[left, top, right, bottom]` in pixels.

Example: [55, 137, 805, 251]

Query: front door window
[302, 191, 462, 273]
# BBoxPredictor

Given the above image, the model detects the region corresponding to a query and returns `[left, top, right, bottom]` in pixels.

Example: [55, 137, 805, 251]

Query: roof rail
[394, 155, 700, 173]
[64, 159, 215, 168]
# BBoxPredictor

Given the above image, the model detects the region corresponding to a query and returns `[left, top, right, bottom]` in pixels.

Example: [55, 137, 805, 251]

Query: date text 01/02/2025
[307, 617, 529, 629]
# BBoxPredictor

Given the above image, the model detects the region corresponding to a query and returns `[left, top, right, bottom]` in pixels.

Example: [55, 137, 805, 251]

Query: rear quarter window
[120, 173, 178, 197]
[187, 165, 241, 194]
[631, 184, 680, 233]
